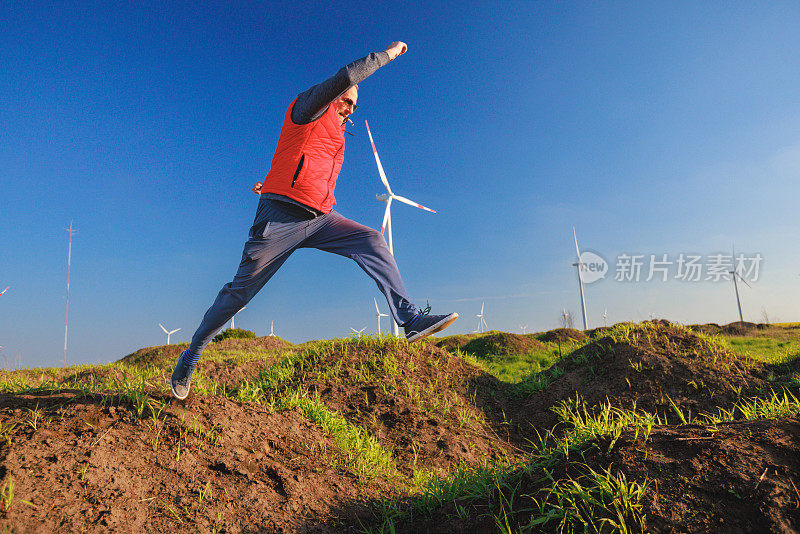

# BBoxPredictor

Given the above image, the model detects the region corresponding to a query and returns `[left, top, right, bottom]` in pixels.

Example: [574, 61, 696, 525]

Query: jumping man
[170, 41, 458, 400]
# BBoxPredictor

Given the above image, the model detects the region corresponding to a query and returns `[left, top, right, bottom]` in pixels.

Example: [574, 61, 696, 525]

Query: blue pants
[189, 198, 418, 355]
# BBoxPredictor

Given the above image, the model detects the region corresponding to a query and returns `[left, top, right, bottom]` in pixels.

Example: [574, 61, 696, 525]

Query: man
[170, 41, 458, 401]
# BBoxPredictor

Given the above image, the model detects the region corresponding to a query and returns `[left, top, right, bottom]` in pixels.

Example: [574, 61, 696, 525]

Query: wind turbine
[159, 323, 181, 345]
[365, 120, 436, 336]
[476, 302, 488, 333]
[519, 324, 528, 334]
[374, 298, 388, 336]
[571, 228, 588, 331]
[268, 321, 275, 337]
[602, 309, 608, 327]
[350, 327, 366, 337]
[64, 221, 77, 367]
[0, 287, 9, 297]
[730, 248, 750, 322]
[230, 306, 246, 329]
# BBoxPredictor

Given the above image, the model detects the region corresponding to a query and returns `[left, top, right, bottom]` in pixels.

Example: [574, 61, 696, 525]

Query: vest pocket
[290, 154, 305, 188]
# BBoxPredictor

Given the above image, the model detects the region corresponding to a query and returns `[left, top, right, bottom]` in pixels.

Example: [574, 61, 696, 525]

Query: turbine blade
[392, 194, 436, 213]
[170, 328, 181, 334]
[0, 286, 9, 296]
[573, 227, 582, 261]
[159, 323, 168, 334]
[380, 198, 392, 235]
[364, 121, 394, 195]
[736, 271, 752, 288]
[374, 297, 380, 313]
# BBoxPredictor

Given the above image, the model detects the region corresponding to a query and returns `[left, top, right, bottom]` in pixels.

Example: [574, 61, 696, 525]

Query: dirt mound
[214, 335, 293, 351]
[431, 333, 480, 353]
[118, 344, 185, 368]
[119, 337, 293, 369]
[458, 332, 545, 359]
[721, 321, 759, 335]
[267, 339, 514, 476]
[585, 326, 613, 337]
[0, 390, 389, 533]
[537, 328, 586, 343]
[597, 416, 800, 533]
[689, 323, 723, 335]
[514, 322, 767, 433]
[387, 415, 800, 533]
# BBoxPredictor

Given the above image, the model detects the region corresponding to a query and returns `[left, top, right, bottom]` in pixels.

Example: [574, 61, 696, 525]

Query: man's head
[333, 85, 358, 125]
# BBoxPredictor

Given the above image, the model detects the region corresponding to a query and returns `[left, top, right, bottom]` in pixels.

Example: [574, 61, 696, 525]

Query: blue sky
[2, 1, 799, 368]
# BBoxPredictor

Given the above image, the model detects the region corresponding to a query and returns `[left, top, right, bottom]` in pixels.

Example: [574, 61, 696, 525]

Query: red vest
[260, 99, 345, 213]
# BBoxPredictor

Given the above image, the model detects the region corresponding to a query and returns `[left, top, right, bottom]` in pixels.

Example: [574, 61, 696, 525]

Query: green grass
[724, 336, 800, 364]
[275, 390, 399, 480]
[366, 394, 654, 533]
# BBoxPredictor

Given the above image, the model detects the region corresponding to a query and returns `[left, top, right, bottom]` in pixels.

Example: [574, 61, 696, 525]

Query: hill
[0, 323, 798, 532]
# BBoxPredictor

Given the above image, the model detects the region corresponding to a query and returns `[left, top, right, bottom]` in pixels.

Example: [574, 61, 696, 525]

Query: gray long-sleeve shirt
[261, 51, 391, 216]
[291, 51, 390, 124]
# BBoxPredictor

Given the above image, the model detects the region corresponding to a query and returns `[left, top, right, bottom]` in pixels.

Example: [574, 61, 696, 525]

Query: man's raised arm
[291, 41, 408, 125]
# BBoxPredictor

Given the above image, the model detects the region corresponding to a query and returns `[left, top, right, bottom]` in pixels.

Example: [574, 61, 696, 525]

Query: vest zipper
[290, 154, 305, 188]
[321, 146, 343, 205]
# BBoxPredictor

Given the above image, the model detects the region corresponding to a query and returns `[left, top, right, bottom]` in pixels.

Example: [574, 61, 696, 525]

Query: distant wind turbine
[0, 287, 9, 297]
[366, 120, 436, 336]
[64, 221, 77, 367]
[230, 306, 246, 329]
[730, 247, 750, 322]
[374, 298, 388, 336]
[603, 309, 608, 327]
[159, 323, 181, 345]
[476, 302, 488, 333]
[268, 321, 275, 337]
[519, 324, 528, 334]
[571, 228, 588, 331]
[350, 327, 367, 337]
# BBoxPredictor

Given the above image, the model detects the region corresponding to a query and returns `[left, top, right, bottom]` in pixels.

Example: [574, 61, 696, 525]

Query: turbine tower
[268, 321, 275, 337]
[476, 302, 488, 333]
[366, 120, 436, 336]
[159, 323, 181, 345]
[730, 248, 750, 322]
[374, 298, 388, 336]
[64, 221, 77, 367]
[571, 227, 588, 331]
[230, 306, 246, 329]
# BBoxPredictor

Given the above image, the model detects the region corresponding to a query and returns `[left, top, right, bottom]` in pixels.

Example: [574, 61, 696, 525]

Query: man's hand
[386, 41, 408, 61]
[252, 181, 263, 195]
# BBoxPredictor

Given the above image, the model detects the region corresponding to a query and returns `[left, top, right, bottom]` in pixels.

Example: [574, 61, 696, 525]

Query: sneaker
[170, 350, 197, 400]
[404, 307, 459, 343]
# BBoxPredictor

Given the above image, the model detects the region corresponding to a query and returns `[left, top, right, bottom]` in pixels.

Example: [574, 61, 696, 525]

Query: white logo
[579, 251, 608, 284]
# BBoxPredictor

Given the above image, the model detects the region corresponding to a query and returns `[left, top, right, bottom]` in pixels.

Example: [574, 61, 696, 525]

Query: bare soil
[389, 415, 800, 533]
[273, 342, 515, 476]
[0, 390, 390, 533]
